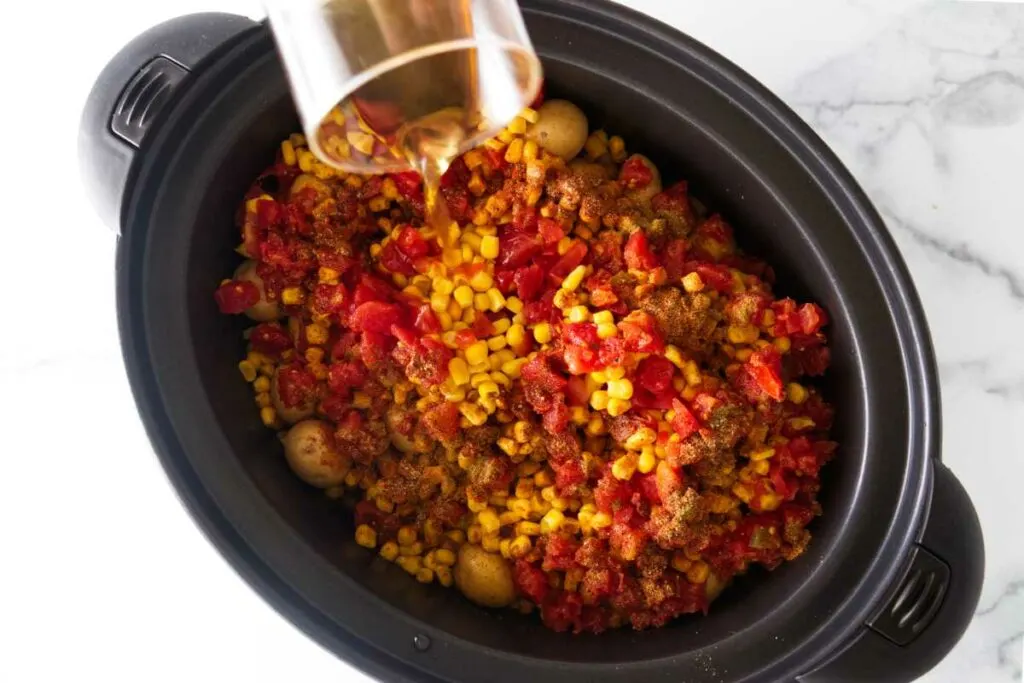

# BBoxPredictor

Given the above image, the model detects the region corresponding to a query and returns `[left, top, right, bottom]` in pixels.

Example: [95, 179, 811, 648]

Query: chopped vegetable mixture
[215, 94, 836, 633]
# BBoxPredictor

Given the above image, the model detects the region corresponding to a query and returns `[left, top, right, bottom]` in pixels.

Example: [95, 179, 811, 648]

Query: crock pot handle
[78, 12, 258, 232]
[800, 462, 985, 682]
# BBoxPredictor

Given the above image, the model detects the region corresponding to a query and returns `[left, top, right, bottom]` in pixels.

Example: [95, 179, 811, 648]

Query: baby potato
[454, 544, 516, 608]
[619, 154, 662, 202]
[271, 367, 316, 424]
[282, 419, 350, 488]
[527, 100, 589, 160]
[234, 260, 281, 322]
[568, 159, 613, 181]
[290, 173, 331, 199]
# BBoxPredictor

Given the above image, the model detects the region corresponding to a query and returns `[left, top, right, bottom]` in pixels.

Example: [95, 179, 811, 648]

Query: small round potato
[271, 367, 316, 424]
[289, 173, 331, 199]
[282, 420, 351, 488]
[527, 100, 589, 161]
[568, 159, 613, 181]
[386, 405, 417, 454]
[233, 260, 281, 322]
[454, 544, 516, 608]
[620, 154, 662, 202]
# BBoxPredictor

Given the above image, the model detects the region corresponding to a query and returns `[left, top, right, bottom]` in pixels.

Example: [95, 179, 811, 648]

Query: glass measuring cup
[265, 0, 544, 174]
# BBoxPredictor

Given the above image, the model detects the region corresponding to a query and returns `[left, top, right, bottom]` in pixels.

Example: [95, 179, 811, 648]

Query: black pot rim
[112, 1, 941, 681]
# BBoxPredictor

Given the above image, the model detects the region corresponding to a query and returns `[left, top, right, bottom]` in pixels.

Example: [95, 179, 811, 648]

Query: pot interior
[126, 11, 918, 678]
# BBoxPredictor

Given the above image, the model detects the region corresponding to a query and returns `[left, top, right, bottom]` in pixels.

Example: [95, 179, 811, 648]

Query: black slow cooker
[78, 3, 985, 681]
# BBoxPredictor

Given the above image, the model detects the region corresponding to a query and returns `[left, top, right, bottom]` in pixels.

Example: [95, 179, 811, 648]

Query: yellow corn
[591, 512, 612, 529]
[774, 337, 792, 353]
[727, 324, 760, 345]
[469, 270, 494, 292]
[280, 287, 304, 306]
[540, 509, 565, 534]
[448, 357, 470, 386]
[259, 406, 276, 427]
[592, 310, 614, 325]
[238, 361, 257, 382]
[682, 272, 704, 293]
[465, 341, 489, 365]
[561, 265, 587, 291]
[379, 541, 399, 561]
[505, 296, 523, 314]
[750, 447, 775, 461]
[787, 383, 808, 404]
[451, 285, 474, 309]
[567, 305, 590, 323]
[355, 524, 377, 549]
[611, 453, 637, 480]
[624, 427, 657, 450]
[590, 390, 609, 411]
[637, 448, 657, 474]
[606, 379, 634, 400]
[533, 322, 552, 344]
[487, 335, 508, 352]
[596, 322, 617, 339]
[487, 288, 506, 312]
[480, 235, 500, 260]
[607, 398, 631, 417]
[460, 402, 488, 426]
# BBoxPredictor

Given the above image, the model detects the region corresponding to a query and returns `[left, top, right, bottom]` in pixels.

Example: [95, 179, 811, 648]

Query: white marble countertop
[2, 0, 1021, 681]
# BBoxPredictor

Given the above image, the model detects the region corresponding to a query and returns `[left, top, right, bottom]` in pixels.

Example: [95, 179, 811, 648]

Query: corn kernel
[586, 415, 606, 436]
[533, 322, 552, 344]
[590, 390, 609, 411]
[429, 291, 450, 313]
[591, 512, 612, 529]
[592, 310, 614, 325]
[459, 402, 488, 426]
[355, 524, 377, 549]
[505, 296, 523, 314]
[727, 324, 759, 345]
[774, 336, 792, 353]
[788, 417, 816, 431]
[567, 305, 590, 323]
[516, 521, 542, 536]
[281, 287, 304, 306]
[477, 234, 500, 260]
[687, 561, 710, 584]
[486, 335, 506, 352]
[606, 379, 634, 400]
[259, 406, 276, 427]
[238, 360, 257, 382]
[487, 288, 506, 312]
[787, 383, 808, 405]
[683, 361, 702, 387]
[465, 341, 489, 365]
[561, 265, 587, 291]
[472, 292, 489, 311]
[396, 556, 421, 574]
[469, 270, 494, 292]
[502, 358, 527, 378]
[468, 360, 490, 374]
[750, 447, 776, 462]
[379, 541, 399, 561]
[607, 398, 631, 417]
[637, 448, 657, 474]
[478, 509, 501, 535]
[510, 535, 532, 559]
[478, 381, 500, 398]
[397, 526, 417, 546]
[592, 322, 616, 339]
[611, 453, 637, 480]
[624, 427, 657, 450]
[450, 285, 473, 309]
[606, 366, 625, 380]
[540, 509, 565, 534]
[682, 272, 705, 293]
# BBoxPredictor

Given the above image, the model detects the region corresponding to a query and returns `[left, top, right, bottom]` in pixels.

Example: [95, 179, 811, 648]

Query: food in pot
[216, 94, 836, 633]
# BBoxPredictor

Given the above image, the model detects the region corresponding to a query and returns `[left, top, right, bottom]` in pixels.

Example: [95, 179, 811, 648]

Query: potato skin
[282, 420, 350, 488]
[233, 260, 281, 322]
[527, 100, 589, 160]
[620, 154, 662, 202]
[454, 544, 516, 608]
[271, 367, 316, 424]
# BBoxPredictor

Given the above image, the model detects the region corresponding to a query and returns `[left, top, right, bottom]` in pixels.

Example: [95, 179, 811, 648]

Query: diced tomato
[497, 232, 542, 269]
[651, 181, 695, 224]
[327, 361, 368, 395]
[276, 364, 317, 408]
[494, 269, 516, 293]
[670, 399, 701, 439]
[542, 591, 584, 633]
[514, 263, 546, 302]
[623, 230, 658, 270]
[249, 323, 292, 356]
[524, 291, 559, 325]
[635, 356, 675, 393]
[359, 330, 393, 369]
[563, 322, 600, 348]
[421, 401, 461, 442]
[453, 329, 478, 349]
[413, 306, 441, 335]
[564, 346, 601, 375]
[214, 280, 260, 314]
[661, 239, 689, 280]
[544, 534, 581, 573]
[797, 303, 828, 335]
[792, 344, 831, 377]
[598, 336, 627, 367]
[538, 217, 565, 245]
[395, 226, 430, 259]
[696, 215, 733, 244]
[620, 156, 654, 190]
[687, 262, 733, 292]
[511, 204, 538, 234]
[655, 461, 684, 502]
[379, 241, 415, 276]
[594, 472, 632, 513]
[352, 274, 397, 306]
[349, 301, 405, 335]
[636, 472, 662, 505]
[521, 355, 568, 413]
[619, 313, 664, 353]
[554, 457, 587, 495]
[610, 524, 647, 562]
[310, 283, 347, 316]
[567, 376, 590, 406]
[390, 171, 422, 201]
[471, 314, 496, 338]
[543, 400, 571, 433]
[514, 559, 550, 603]
[549, 241, 588, 281]
[631, 388, 675, 410]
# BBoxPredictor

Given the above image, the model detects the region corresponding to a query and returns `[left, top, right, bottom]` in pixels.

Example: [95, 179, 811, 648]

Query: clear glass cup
[264, 0, 543, 174]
